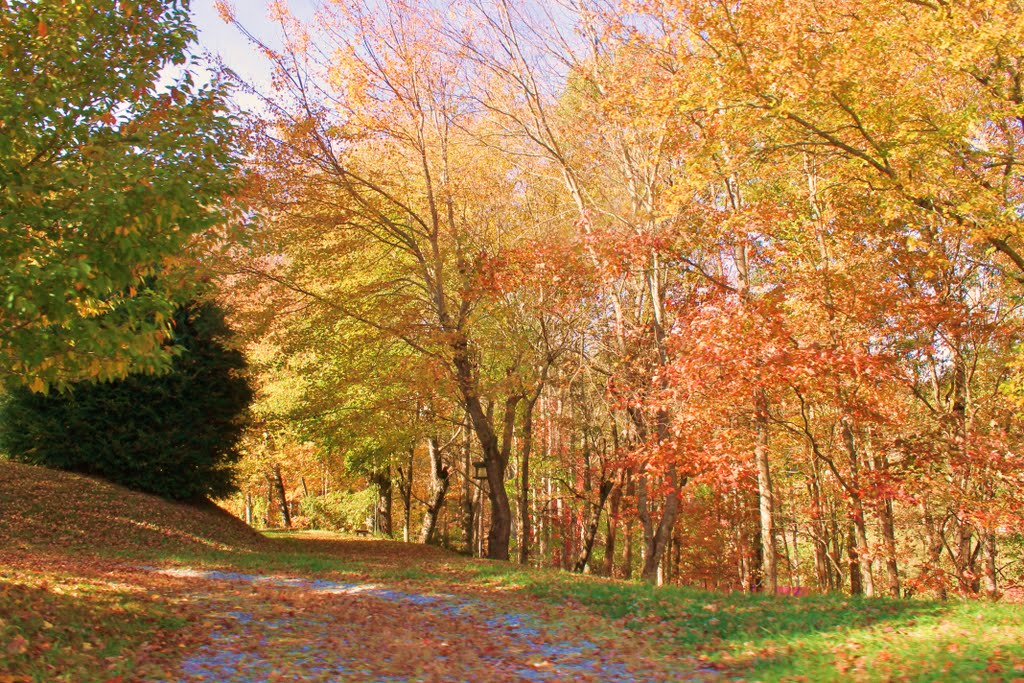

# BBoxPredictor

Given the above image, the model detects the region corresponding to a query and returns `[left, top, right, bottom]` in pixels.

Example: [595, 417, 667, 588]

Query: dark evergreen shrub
[0, 302, 252, 500]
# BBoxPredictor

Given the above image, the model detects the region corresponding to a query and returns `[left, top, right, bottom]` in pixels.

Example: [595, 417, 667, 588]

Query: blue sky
[186, 0, 578, 109]
[188, 0, 317, 108]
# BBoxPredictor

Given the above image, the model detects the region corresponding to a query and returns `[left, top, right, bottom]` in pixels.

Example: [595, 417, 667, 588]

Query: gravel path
[150, 567, 710, 683]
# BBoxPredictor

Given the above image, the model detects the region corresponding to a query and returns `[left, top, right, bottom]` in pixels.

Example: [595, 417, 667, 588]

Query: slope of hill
[0, 459, 264, 555]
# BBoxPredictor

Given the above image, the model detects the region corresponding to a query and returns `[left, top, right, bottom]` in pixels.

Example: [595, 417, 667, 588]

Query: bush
[0, 301, 252, 501]
[300, 489, 375, 531]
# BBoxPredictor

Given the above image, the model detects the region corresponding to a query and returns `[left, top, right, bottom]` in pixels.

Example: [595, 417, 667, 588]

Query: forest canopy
[3, 0, 1021, 602]
[214, 0, 1024, 598]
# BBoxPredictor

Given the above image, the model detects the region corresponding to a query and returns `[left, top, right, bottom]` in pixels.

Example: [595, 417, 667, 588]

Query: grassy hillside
[0, 460, 264, 556]
[0, 461, 268, 682]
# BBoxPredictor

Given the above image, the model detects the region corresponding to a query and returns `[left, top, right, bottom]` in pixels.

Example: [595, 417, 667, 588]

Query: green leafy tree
[0, 0, 241, 390]
[0, 301, 253, 500]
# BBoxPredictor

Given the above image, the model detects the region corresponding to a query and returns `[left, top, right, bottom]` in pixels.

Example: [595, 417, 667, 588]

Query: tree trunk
[265, 481, 273, 528]
[954, 516, 978, 595]
[574, 480, 614, 573]
[461, 417, 476, 554]
[829, 505, 844, 591]
[878, 497, 900, 598]
[950, 352, 976, 595]
[451, 336, 520, 561]
[921, 501, 947, 600]
[537, 482, 546, 560]
[673, 530, 682, 586]
[752, 524, 764, 592]
[982, 528, 999, 599]
[272, 464, 290, 529]
[559, 495, 572, 570]
[780, 508, 794, 589]
[737, 517, 752, 592]
[419, 436, 451, 545]
[755, 390, 777, 593]
[851, 509, 873, 597]
[640, 468, 681, 583]
[577, 430, 594, 571]
[398, 448, 414, 542]
[657, 536, 669, 585]
[244, 491, 253, 527]
[635, 438, 682, 585]
[637, 471, 655, 569]
[603, 480, 621, 577]
[372, 467, 393, 538]
[807, 451, 831, 592]
[476, 483, 485, 557]
[847, 523, 863, 596]
[841, 420, 874, 597]
[621, 516, 634, 580]
[865, 439, 900, 598]
[518, 390, 541, 564]
[483, 395, 521, 560]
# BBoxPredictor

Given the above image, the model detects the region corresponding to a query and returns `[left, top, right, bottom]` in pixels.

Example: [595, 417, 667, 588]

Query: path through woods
[1, 535, 715, 683]
[149, 563, 708, 682]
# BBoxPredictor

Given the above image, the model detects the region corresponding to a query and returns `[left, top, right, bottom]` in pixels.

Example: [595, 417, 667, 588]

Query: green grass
[138, 532, 1024, 682]
[409, 559, 1024, 682]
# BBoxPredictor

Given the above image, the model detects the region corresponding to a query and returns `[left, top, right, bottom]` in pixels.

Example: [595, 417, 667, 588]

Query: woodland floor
[0, 540, 710, 683]
[3, 462, 1024, 682]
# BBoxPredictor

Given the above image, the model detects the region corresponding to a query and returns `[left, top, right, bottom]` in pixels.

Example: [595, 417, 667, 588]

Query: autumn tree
[601, 0, 1024, 595]
[0, 0, 241, 390]
[217, 0, 583, 561]
[211, 0, 1024, 597]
